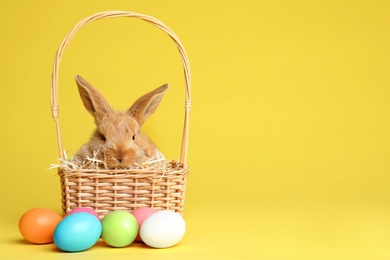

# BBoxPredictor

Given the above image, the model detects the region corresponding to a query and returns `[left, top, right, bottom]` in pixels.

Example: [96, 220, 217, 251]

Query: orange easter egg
[19, 208, 62, 244]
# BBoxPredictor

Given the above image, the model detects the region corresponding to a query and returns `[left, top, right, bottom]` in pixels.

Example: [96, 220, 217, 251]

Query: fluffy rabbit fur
[73, 75, 168, 169]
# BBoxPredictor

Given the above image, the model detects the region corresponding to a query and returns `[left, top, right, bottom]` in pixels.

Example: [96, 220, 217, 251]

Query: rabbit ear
[128, 84, 169, 126]
[75, 75, 113, 123]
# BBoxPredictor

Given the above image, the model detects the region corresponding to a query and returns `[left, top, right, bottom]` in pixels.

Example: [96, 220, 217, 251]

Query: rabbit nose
[114, 154, 123, 162]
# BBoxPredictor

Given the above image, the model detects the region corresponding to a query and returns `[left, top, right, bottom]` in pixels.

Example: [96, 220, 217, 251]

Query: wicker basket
[50, 11, 191, 219]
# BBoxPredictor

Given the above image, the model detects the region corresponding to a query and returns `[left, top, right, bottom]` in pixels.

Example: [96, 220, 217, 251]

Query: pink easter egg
[131, 207, 157, 242]
[65, 207, 100, 220]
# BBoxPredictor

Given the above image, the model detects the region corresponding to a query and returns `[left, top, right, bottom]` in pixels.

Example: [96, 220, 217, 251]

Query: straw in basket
[50, 11, 191, 219]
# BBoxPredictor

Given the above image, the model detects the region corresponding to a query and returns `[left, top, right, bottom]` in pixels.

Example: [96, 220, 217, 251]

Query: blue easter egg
[53, 212, 102, 252]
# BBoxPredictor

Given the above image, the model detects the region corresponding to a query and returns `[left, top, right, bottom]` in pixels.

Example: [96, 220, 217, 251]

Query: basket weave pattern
[50, 11, 191, 218]
[59, 167, 189, 217]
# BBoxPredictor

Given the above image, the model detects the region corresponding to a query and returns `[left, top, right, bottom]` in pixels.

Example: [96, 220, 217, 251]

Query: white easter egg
[140, 210, 186, 248]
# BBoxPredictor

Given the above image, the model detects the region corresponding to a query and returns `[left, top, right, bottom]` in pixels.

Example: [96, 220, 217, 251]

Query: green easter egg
[101, 210, 138, 247]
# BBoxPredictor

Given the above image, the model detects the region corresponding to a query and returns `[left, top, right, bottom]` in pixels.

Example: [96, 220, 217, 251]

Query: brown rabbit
[73, 75, 168, 169]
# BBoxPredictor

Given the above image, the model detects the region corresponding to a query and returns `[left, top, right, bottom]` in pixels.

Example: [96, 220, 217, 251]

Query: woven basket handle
[50, 11, 191, 165]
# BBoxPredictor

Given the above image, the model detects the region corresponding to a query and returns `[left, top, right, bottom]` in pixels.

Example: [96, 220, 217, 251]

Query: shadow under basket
[58, 163, 189, 218]
[51, 11, 192, 219]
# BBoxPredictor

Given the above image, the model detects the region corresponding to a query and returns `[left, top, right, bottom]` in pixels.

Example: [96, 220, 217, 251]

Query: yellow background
[0, 0, 389, 259]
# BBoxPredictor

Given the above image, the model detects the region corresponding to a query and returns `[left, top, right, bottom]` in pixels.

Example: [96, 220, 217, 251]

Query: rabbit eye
[98, 132, 106, 141]
[132, 134, 136, 140]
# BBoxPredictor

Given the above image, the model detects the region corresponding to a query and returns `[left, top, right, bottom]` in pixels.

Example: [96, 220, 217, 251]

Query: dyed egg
[140, 210, 186, 248]
[19, 208, 62, 244]
[131, 207, 157, 242]
[53, 212, 102, 252]
[65, 207, 100, 219]
[101, 210, 138, 247]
